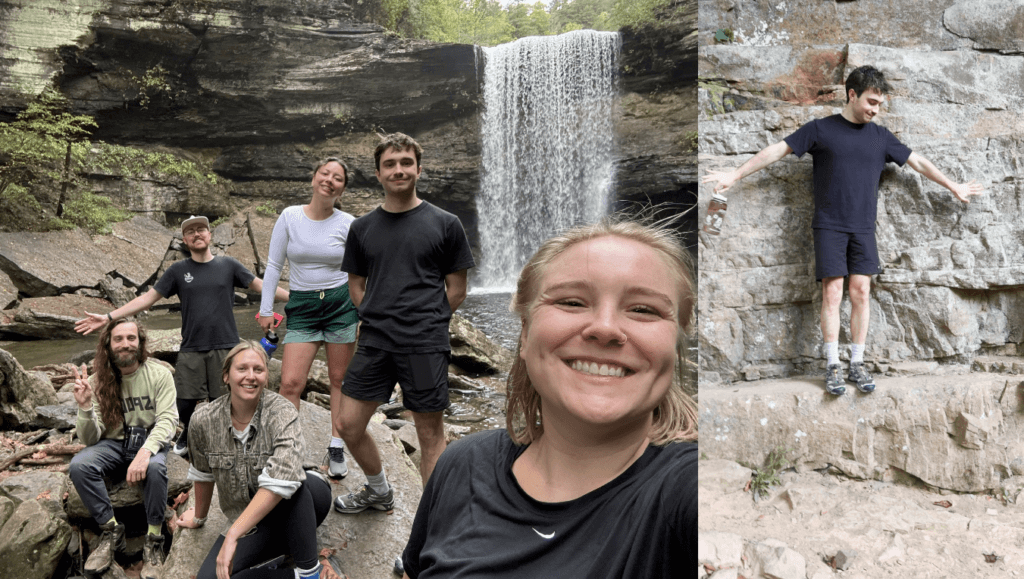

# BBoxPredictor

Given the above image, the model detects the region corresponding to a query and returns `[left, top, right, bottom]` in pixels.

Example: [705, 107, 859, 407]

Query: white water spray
[477, 30, 620, 290]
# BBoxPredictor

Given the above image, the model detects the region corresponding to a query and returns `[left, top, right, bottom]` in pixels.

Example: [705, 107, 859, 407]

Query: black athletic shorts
[813, 228, 880, 281]
[342, 346, 450, 413]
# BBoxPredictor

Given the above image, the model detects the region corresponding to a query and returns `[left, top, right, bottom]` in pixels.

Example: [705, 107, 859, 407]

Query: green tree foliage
[0, 88, 94, 201]
[414, 0, 514, 45]
[0, 88, 220, 233]
[367, 0, 666, 46]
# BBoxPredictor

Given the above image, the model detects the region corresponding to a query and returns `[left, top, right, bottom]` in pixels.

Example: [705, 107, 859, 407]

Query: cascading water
[477, 30, 621, 290]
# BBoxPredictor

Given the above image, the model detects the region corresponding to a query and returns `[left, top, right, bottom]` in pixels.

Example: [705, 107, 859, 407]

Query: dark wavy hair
[93, 319, 148, 430]
[504, 217, 698, 446]
[845, 65, 892, 102]
[373, 132, 422, 171]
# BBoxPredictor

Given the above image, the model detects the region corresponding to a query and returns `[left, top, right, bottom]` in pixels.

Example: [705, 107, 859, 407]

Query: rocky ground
[699, 369, 1024, 579]
[699, 459, 1024, 579]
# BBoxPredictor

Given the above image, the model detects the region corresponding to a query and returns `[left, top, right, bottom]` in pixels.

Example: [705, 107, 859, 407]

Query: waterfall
[477, 30, 621, 291]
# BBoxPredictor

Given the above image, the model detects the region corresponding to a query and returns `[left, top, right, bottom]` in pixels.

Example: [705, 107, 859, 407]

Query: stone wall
[698, 0, 1024, 384]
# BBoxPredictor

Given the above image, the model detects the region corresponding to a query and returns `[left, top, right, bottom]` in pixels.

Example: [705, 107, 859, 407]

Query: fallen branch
[0, 443, 85, 471]
[21, 457, 65, 466]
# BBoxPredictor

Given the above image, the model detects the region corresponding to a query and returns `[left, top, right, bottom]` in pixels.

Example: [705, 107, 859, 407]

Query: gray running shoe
[327, 446, 348, 479]
[824, 363, 846, 396]
[84, 519, 126, 574]
[847, 361, 876, 393]
[334, 484, 394, 514]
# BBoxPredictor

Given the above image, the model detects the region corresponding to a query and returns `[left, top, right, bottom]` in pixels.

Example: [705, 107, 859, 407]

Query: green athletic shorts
[282, 285, 359, 345]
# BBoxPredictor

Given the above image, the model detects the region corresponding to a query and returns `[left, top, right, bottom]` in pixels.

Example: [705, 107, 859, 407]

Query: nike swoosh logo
[532, 528, 555, 540]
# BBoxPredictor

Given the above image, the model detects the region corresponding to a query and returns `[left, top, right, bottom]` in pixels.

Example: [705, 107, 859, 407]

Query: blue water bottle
[260, 330, 279, 358]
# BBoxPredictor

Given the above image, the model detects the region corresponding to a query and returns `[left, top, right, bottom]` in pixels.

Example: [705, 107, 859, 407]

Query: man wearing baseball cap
[75, 215, 289, 456]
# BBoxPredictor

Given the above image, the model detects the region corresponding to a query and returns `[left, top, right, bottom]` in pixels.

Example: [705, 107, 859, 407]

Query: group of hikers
[67, 132, 699, 578]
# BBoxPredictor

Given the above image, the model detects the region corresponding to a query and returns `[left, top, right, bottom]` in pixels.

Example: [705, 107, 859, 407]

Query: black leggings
[196, 475, 332, 579]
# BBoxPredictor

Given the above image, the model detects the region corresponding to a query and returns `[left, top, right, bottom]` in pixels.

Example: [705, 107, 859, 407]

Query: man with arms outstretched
[333, 133, 474, 514]
[703, 66, 984, 395]
[76, 216, 288, 455]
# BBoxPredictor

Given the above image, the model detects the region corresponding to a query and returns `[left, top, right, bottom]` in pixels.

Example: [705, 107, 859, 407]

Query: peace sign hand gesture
[72, 364, 93, 410]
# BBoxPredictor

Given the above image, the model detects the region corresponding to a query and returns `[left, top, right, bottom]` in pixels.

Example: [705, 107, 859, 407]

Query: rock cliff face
[0, 0, 696, 255]
[698, 0, 1024, 384]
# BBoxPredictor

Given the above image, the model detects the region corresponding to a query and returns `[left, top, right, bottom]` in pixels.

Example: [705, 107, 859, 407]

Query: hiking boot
[327, 446, 348, 479]
[824, 363, 846, 396]
[847, 361, 876, 393]
[141, 534, 165, 579]
[334, 484, 394, 514]
[84, 519, 126, 574]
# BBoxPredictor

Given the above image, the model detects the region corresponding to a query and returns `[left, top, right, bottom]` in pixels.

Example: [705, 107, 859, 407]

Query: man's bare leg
[847, 274, 871, 346]
[336, 394, 384, 477]
[820, 276, 845, 344]
[410, 410, 446, 485]
[820, 276, 846, 394]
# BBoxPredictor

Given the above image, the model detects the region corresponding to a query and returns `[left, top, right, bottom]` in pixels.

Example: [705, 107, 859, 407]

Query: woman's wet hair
[505, 215, 698, 446]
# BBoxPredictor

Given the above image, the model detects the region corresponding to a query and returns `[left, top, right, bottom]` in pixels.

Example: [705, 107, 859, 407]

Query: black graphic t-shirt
[153, 256, 255, 351]
[403, 430, 698, 578]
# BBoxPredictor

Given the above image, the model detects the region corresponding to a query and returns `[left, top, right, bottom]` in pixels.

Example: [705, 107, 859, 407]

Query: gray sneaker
[334, 484, 394, 514]
[141, 534, 165, 579]
[824, 363, 846, 396]
[326, 446, 348, 479]
[847, 361, 876, 393]
[84, 520, 126, 574]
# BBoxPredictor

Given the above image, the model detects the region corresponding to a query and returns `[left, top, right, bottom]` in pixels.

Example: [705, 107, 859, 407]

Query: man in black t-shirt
[75, 216, 289, 455]
[703, 66, 984, 395]
[334, 133, 475, 516]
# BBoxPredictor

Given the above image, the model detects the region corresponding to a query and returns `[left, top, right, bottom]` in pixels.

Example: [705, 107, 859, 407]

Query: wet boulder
[0, 347, 58, 428]
[0, 294, 113, 340]
[449, 314, 514, 374]
[0, 498, 72, 579]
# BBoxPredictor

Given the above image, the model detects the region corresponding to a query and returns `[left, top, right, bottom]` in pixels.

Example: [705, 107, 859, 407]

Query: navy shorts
[342, 346, 450, 414]
[813, 228, 880, 281]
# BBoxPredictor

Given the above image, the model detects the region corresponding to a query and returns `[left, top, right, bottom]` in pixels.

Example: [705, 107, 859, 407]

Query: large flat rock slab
[700, 371, 1024, 493]
[0, 229, 109, 297]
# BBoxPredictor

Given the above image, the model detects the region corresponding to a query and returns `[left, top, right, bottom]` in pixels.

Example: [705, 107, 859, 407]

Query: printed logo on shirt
[122, 395, 154, 413]
[184, 272, 194, 283]
[532, 528, 556, 540]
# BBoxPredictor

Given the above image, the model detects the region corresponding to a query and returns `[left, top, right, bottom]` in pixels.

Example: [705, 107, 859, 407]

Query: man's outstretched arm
[701, 140, 793, 194]
[74, 288, 164, 335]
[905, 152, 985, 203]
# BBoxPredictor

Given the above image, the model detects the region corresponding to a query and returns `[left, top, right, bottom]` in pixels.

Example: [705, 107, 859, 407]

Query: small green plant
[254, 201, 277, 217]
[56, 191, 132, 234]
[210, 216, 229, 228]
[714, 28, 734, 43]
[749, 446, 789, 498]
[683, 130, 698, 152]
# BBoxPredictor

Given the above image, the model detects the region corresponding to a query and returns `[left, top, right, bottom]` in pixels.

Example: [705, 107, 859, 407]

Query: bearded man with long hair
[68, 319, 178, 579]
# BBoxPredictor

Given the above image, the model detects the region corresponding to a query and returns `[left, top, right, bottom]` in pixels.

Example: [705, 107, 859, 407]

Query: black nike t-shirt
[784, 114, 912, 233]
[403, 430, 698, 578]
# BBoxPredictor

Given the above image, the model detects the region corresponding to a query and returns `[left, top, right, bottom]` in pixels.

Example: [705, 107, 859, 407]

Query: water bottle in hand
[260, 330, 279, 358]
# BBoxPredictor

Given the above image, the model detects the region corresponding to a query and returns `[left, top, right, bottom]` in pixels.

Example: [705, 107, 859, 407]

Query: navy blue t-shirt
[784, 114, 912, 233]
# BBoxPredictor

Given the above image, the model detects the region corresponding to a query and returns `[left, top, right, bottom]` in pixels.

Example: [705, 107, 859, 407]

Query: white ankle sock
[295, 563, 321, 579]
[330, 437, 344, 449]
[366, 471, 390, 495]
[851, 343, 865, 364]
[825, 341, 840, 366]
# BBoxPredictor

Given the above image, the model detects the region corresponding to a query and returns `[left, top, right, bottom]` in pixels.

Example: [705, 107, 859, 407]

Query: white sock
[851, 343, 865, 364]
[825, 341, 840, 366]
[330, 437, 344, 449]
[366, 471, 390, 495]
[295, 562, 321, 579]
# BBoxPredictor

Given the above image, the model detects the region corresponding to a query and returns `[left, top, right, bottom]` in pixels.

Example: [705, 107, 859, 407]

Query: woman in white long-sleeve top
[258, 157, 358, 479]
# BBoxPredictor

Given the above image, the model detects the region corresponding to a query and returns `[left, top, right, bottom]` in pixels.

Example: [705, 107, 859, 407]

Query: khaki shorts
[174, 349, 230, 400]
